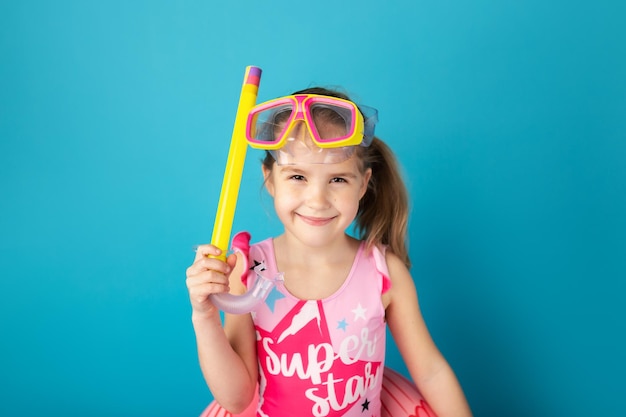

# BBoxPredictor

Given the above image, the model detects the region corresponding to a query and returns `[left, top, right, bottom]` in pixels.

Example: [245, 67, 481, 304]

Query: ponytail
[355, 138, 411, 268]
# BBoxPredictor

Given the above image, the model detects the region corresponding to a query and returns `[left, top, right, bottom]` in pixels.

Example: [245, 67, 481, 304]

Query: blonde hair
[262, 87, 411, 268]
[353, 137, 410, 268]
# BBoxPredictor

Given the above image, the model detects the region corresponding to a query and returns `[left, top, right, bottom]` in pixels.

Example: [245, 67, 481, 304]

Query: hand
[186, 244, 238, 318]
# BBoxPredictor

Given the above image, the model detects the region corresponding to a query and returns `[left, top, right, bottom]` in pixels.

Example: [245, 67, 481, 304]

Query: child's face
[263, 147, 371, 248]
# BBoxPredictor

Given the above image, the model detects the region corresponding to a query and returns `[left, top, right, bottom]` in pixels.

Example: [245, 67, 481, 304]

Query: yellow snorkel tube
[208, 66, 281, 314]
[210, 66, 261, 260]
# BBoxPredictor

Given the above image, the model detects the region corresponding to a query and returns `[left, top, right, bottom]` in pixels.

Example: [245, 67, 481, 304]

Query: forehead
[275, 154, 363, 176]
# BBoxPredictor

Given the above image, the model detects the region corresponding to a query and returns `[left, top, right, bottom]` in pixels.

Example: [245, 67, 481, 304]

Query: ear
[359, 167, 372, 199]
[262, 164, 275, 197]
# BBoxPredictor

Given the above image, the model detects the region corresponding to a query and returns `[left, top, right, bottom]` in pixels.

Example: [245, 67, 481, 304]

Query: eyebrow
[329, 171, 358, 179]
[278, 166, 358, 179]
[278, 167, 307, 176]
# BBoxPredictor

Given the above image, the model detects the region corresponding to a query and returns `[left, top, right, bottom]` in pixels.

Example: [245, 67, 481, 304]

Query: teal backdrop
[1, 1, 624, 416]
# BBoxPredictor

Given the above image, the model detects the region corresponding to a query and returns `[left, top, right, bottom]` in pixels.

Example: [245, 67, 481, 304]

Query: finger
[193, 244, 223, 261]
[198, 255, 232, 274]
[186, 260, 231, 283]
[189, 263, 230, 284]
[226, 252, 239, 270]
[187, 274, 230, 293]
[188, 282, 231, 309]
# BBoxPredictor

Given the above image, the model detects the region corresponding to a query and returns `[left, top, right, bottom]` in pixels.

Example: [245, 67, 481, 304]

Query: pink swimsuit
[242, 238, 391, 417]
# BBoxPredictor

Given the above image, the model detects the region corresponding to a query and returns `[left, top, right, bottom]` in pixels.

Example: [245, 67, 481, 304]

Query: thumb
[226, 252, 239, 271]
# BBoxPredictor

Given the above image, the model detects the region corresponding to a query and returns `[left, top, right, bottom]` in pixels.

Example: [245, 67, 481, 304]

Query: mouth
[297, 214, 336, 226]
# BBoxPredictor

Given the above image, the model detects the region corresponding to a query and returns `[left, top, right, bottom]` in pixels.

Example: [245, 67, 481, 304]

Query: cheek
[271, 184, 299, 210]
[333, 189, 362, 214]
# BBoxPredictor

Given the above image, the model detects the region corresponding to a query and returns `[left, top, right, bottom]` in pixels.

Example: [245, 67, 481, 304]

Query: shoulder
[382, 250, 417, 309]
[385, 250, 412, 282]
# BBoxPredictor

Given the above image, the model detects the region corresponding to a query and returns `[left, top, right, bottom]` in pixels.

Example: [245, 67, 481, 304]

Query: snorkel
[208, 66, 280, 314]
[207, 71, 377, 314]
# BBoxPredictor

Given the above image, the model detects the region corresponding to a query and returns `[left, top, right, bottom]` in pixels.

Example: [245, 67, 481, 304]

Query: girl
[186, 88, 472, 416]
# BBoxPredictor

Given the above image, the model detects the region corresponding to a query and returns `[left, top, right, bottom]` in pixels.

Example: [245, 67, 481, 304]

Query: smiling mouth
[297, 214, 336, 226]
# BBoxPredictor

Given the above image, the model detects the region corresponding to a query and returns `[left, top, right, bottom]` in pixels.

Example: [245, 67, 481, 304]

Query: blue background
[1, 1, 624, 416]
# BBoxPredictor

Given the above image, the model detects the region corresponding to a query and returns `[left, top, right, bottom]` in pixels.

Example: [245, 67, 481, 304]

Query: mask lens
[308, 103, 354, 144]
[249, 104, 294, 145]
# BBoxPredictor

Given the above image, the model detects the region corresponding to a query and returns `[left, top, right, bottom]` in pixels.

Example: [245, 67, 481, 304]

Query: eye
[330, 177, 347, 183]
[289, 174, 306, 181]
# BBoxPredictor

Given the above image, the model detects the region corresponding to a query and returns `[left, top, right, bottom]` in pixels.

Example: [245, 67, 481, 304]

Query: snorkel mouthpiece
[210, 270, 283, 315]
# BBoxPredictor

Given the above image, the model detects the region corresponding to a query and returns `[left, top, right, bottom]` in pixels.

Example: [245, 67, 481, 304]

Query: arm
[186, 245, 258, 413]
[383, 252, 472, 417]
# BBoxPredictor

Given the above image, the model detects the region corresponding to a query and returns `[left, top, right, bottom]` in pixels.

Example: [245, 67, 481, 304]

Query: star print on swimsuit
[250, 259, 266, 271]
[352, 303, 367, 321]
[264, 285, 285, 312]
[337, 318, 349, 331]
[361, 398, 370, 411]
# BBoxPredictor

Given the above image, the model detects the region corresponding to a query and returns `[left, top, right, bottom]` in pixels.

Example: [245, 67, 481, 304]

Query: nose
[305, 181, 330, 210]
